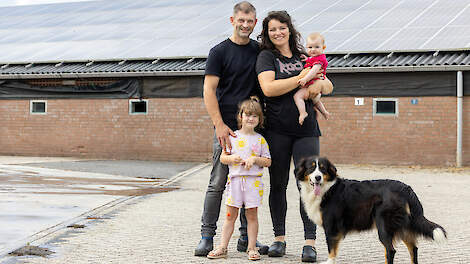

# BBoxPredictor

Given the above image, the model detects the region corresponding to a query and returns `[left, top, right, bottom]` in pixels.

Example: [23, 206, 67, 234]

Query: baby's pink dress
[304, 54, 328, 86]
[225, 130, 271, 208]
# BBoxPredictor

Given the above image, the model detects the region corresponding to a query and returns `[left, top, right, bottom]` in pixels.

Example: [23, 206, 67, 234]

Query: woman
[255, 10, 333, 263]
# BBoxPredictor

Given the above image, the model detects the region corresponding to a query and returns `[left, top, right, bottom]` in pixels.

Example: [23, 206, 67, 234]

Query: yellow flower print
[227, 175, 231, 184]
[253, 180, 260, 188]
[257, 172, 263, 177]
[251, 151, 256, 157]
[227, 196, 232, 205]
[238, 139, 246, 148]
[259, 189, 263, 197]
[260, 137, 266, 145]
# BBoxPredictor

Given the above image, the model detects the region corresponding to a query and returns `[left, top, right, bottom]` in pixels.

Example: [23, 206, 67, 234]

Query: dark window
[374, 99, 398, 116]
[376, 101, 396, 114]
[130, 100, 147, 114]
[31, 101, 46, 114]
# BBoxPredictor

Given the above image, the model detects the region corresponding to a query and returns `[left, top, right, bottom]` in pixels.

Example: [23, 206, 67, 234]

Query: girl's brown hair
[237, 96, 264, 129]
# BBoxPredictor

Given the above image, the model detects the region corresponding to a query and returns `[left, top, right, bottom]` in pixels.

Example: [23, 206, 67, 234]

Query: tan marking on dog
[301, 173, 309, 183]
[405, 203, 411, 214]
[323, 173, 330, 182]
[325, 234, 342, 264]
[403, 240, 416, 264]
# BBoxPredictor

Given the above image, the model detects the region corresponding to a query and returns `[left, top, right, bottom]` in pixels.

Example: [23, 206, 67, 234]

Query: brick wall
[0, 96, 468, 166]
[318, 96, 469, 166]
[0, 98, 213, 162]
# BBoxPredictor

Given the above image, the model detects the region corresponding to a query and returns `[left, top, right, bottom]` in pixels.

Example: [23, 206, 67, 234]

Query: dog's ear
[325, 157, 337, 178]
[295, 158, 308, 181]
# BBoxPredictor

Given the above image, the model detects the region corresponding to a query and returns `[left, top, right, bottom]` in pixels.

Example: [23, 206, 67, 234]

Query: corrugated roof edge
[0, 50, 469, 79]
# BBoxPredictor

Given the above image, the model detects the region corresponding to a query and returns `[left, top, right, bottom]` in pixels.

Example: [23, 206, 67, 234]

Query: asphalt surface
[0, 157, 200, 262]
[21, 160, 198, 179]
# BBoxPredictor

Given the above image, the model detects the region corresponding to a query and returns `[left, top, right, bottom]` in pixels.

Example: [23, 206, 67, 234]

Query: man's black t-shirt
[256, 49, 321, 137]
[205, 38, 260, 131]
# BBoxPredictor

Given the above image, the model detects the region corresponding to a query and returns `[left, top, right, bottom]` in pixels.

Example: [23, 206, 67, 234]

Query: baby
[295, 32, 333, 125]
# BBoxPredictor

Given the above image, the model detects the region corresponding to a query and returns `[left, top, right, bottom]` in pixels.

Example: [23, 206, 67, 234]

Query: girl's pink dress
[225, 130, 271, 208]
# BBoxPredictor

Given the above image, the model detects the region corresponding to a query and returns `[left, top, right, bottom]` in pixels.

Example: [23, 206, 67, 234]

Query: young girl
[207, 96, 271, 261]
[295, 32, 334, 125]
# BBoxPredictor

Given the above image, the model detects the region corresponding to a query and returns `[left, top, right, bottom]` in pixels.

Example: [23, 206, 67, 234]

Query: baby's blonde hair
[237, 96, 264, 129]
[307, 32, 325, 45]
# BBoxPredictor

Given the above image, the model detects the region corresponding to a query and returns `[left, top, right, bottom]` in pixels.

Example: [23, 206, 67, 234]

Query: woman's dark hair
[257, 10, 305, 56]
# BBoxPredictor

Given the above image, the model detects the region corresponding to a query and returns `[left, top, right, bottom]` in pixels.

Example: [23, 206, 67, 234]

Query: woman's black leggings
[265, 130, 320, 240]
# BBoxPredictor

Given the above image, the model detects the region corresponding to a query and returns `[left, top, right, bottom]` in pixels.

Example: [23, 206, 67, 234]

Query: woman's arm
[258, 69, 309, 97]
[298, 64, 322, 86]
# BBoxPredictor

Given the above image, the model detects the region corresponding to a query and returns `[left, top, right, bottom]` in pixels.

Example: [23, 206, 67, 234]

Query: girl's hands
[230, 154, 244, 165]
[243, 157, 256, 170]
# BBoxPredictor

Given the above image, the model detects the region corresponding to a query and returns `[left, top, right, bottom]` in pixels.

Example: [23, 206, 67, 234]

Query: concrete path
[2, 162, 469, 264]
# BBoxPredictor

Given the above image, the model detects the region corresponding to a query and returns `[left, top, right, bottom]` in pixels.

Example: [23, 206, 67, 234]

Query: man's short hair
[233, 1, 256, 16]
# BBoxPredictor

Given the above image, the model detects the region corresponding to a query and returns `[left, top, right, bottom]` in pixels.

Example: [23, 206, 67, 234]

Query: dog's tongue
[314, 184, 321, 196]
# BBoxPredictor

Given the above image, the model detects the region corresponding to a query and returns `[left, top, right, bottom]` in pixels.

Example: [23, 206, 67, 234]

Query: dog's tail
[404, 185, 447, 244]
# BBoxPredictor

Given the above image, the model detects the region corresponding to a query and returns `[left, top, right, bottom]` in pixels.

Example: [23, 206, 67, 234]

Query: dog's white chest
[307, 198, 323, 226]
[300, 185, 323, 226]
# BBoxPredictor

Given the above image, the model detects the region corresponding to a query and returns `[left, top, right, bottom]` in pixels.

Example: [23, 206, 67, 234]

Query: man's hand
[215, 122, 236, 152]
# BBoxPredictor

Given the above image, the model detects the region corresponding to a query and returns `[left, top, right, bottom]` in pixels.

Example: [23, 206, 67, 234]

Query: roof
[1, 50, 469, 79]
[0, 0, 470, 63]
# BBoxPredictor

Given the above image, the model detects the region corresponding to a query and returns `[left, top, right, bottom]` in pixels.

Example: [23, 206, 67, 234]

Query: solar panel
[0, 0, 469, 63]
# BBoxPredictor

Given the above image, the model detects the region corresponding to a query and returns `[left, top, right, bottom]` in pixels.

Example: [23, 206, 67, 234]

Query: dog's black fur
[295, 157, 447, 264]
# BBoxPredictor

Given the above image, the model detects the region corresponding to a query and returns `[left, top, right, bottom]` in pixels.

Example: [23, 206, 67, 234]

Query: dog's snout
[315, 175, 321, 182]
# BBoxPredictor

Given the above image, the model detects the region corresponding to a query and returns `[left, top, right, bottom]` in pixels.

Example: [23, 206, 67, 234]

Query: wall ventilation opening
[30, 100, 47, 114]
[373, 98, 398, 116]
[129, 99, 148, 114]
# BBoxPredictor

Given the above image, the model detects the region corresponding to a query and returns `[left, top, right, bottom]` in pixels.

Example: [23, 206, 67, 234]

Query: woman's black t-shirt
[256, 49, 321, 137]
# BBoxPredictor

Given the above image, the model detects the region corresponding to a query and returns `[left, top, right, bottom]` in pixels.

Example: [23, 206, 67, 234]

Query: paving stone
[6, 164, 469, 264]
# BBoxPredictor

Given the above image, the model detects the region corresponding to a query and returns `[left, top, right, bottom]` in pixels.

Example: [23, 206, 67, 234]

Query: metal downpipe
[457, 71, 463, 167]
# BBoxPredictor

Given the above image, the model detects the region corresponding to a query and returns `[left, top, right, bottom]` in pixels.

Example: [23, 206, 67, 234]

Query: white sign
[355, 98, 364, 105]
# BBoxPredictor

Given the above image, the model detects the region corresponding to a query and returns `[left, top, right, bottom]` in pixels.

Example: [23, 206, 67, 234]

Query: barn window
[373, 98, 398, 116]
[30, 100, 47, 114]
[129, 99, 148, 115]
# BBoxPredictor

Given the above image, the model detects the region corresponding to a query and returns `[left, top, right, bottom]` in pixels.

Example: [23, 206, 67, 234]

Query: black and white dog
[295, 157, 446, 264]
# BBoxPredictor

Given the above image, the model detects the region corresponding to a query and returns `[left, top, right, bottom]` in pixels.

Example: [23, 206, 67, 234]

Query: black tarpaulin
[142, 76, 203, 98]
[0, 79, 141, 99]
[328, 71, 458, 97]
[464, 71, 470, 96]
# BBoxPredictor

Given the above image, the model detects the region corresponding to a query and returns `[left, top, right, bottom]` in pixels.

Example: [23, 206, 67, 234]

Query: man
[194, 1, 269, 256]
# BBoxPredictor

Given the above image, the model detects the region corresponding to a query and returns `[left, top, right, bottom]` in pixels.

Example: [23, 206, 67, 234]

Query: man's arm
[203, 74, 236, 151]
